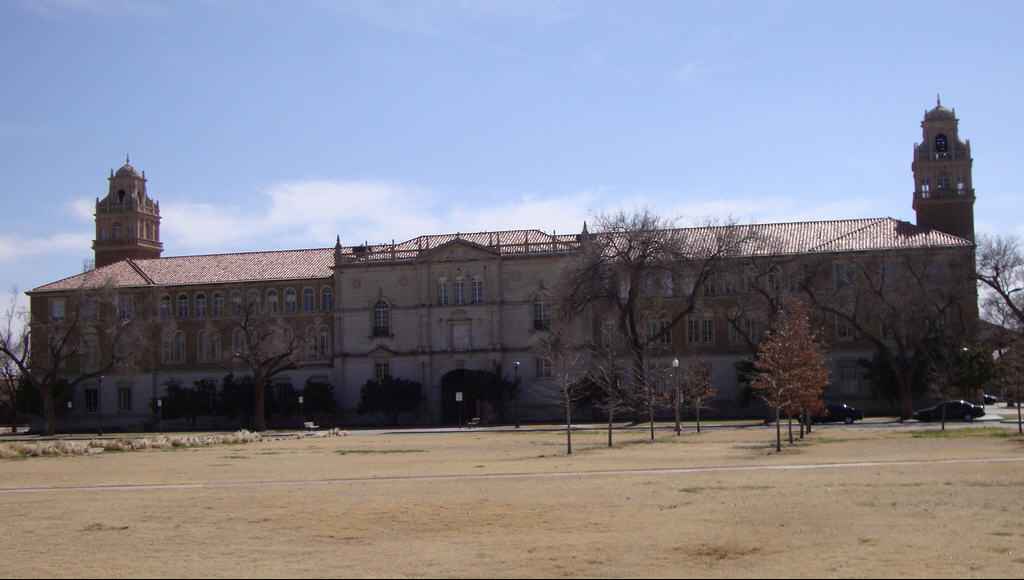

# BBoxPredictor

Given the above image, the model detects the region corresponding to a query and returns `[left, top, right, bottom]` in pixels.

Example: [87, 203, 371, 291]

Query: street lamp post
[156, 399, 163, 432]
[672, 358, 681, 436]
[298, 395, 305, 425]
[513, 360, 521, 429]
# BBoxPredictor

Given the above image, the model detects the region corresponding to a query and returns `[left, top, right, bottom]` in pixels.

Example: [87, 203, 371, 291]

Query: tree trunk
[788, 415, 794, 445]
[565, 396, 573, 456]
[42, 383, 56, 436]
[649, 390, 655, 442]
[898, 371, 914, 421]
[674, 386, 681, 436]
[1018, 402, 1022, 436]
[607, 407, 614, 448]
[253, 374, 267, 432]
[941, 403, 946, 432]
[775, 407, 782, 452]
[696, 401, 702, 434]
[799, 413, 805, 440]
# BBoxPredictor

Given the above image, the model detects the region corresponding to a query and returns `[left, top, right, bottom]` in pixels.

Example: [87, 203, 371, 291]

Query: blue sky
[2, 0, 1022, 310]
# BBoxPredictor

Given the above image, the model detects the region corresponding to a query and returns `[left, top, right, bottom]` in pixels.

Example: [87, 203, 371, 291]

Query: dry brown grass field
[2, 424, 1023, 578]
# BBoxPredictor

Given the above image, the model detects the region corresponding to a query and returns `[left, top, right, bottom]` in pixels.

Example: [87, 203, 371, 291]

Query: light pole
[672, 357, 681, 436]
[156, 398, 163, 432]
[513, 360, 521, 429]
[298, 394, 305, 425]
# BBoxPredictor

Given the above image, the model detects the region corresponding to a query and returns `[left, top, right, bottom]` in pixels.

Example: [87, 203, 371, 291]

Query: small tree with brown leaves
[681, 358, 716, 434]
[753, 300, 828, 452]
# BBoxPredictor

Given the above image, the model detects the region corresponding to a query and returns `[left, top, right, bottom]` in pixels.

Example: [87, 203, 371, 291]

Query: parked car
[983, 393, 1000, 405]
[813, 403, 864, 425]
[913, 400, 985, 423]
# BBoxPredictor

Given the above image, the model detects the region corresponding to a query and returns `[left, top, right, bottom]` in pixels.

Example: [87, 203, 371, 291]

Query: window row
[79, 387, 134, 413]
[437, 277, 485, 306]
[159, 287, 334, 320]
[160, 327, 332, 364]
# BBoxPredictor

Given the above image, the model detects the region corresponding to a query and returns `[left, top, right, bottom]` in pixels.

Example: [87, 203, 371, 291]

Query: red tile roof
[31, 219, 971, 294]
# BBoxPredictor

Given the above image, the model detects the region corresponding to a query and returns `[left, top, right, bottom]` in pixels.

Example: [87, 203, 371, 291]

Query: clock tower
[912, 97, 976, 242]
[92, 157, 164, 269]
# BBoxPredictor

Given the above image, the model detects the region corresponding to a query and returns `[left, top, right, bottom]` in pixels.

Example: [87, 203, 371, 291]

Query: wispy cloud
[0, 233, 91, 264]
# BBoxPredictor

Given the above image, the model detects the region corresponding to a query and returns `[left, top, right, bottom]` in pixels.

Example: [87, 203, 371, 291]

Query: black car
[813, 403, 864, 424]
[913, 400, 985, 423]
[983, 393, 1000, 406]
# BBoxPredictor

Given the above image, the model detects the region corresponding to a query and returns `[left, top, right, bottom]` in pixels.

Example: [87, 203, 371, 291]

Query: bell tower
[92, 156, 163, 269]
[912, 96, 976, 241]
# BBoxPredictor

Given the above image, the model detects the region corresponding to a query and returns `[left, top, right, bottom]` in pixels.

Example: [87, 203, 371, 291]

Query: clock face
[935, 134, 948, 153]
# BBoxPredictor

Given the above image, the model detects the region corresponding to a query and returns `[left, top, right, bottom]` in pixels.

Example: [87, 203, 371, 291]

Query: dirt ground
[2, 425, 1023, 579]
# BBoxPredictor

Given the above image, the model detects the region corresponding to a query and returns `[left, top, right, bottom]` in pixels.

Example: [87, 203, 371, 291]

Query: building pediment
[417, 238, 498, 263]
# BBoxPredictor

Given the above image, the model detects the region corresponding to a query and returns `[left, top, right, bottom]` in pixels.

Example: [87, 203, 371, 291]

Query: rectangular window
[118, 388, 132, 412]
[455, 280, 465, 305]
[687, 319, 700, 344]
[833, 263, 854, 290]
[536, 357, 552, 378]
[212, 294, 224, 318]
[438, 282, 449, 306]
[85, 388, 99, 413]
[374, 361, 390, 382]
[836, 315, 853, 341]
[303, 289, 315, 313]
[472, 279, 483, 304]
[51, 298, 66, 321]
[647, 320, 671, 346]
[533, 302, 550, 330]
[702, 319, 715, 345]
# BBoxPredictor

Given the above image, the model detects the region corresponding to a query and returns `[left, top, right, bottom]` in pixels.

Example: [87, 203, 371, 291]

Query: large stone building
[28, 101, 980, 429]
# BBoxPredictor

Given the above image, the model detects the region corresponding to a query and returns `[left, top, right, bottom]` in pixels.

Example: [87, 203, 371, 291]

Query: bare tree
[994, 339, 1024, 435]
[976, 234, 1024, 331]
[230, 300, 299, 431]
[680, 358, 716, 434]
[535, 321, 586, 455]
[559, 210, 750, 440]
[588, 330, 634, 448]
[753, 300, 828, 452]
[0, 284, 141, 435]
[0, 292, 22, 431]
[797, 250, 975, 420]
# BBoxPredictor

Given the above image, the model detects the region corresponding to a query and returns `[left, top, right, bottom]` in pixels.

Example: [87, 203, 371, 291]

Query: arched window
[318, 326, 330, 359]
[212, 293, 224, 318]
[267, 289, 279, 315]
[197, 330, 207, 362]
[305, 327, 318, 360]
[112, 223, 122, 240]
[303, 288, 315, 313]
[161, 334, 173, 364]
[934, 133, 948, 153]
[173, 332, 186, 364]
[232, 328, 247, 356]
[177, 294, 189, 319]
[247, 289, 261, 315]
[285, 288, 298, 314]
[195, 293, 207, 319]
[373, 301, 390, 337]
[231, 291, 243, 317]
[321, 287, 334, 313]
[159, 295, 171, 320]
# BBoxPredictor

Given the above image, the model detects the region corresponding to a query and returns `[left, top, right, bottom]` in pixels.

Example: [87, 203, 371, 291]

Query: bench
[303, 421, 320, 431]
[466, 417, 481, 429]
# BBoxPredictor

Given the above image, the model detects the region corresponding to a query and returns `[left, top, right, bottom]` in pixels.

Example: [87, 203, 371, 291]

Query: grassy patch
[335, 449, 426, 456]
[910, 428, 1017, 439]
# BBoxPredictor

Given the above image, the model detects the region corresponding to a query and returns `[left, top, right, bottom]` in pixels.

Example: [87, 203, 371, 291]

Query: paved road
[2, 456, 1023, 496]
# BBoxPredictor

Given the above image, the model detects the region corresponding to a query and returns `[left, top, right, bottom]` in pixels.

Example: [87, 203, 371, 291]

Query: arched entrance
[440, 369, 508, 426]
